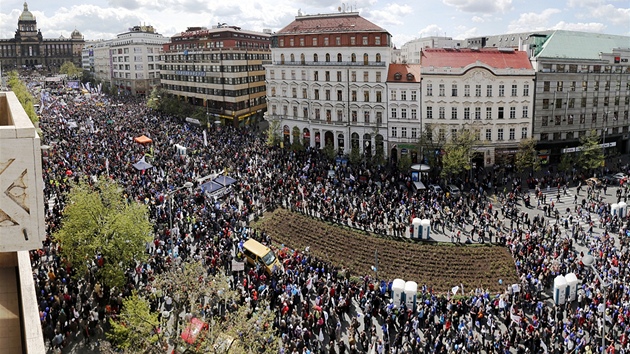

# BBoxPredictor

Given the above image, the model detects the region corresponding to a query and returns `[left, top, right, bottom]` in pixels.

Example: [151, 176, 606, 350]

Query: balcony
[272, 61, 386, 67]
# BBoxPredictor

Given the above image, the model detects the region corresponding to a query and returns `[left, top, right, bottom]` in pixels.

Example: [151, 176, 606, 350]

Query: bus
[242, 239, 283, 275]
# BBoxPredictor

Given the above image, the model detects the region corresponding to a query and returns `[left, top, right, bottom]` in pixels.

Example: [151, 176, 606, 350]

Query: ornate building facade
[0, 2, 84, 71]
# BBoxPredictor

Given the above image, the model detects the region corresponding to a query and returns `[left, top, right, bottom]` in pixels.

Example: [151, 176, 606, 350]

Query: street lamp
[582, 254, 607, 353]
[167, 181, 193, 230]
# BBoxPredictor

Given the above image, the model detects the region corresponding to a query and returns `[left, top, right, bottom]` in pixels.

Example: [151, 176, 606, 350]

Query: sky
[0, 0, 628, 48]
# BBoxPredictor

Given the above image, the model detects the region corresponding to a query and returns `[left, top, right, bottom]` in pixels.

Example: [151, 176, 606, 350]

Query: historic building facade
[420, 48, 535, 168]
[0, 2, 84, 71]
[530, 31, 630, 160]
[386, 64, 422, 163]
[266, 11, 391, 156]
[159, 25, 271, 126]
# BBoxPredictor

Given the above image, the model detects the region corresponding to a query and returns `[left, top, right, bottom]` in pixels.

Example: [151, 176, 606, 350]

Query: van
[242, 239, 283, 275]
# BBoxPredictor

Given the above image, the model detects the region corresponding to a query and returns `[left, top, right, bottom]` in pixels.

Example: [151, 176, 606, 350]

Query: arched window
[280, 54, 285, 64]
[376, 53, 381, 63]
[351, 53, 356, 62]
[363, 53, 369, 65]
[300, 53, 305, 64]
[337, 53, 342, 62]
[290, 54, 295, 62]
[313, 53, 318, 62]
[325, 53, 330, 62]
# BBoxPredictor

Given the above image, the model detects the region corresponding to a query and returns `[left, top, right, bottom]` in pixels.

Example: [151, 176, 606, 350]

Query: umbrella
[66, 170, 73, 176]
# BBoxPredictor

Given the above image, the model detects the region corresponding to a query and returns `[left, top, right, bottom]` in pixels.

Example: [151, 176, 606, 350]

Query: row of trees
[148, 87, 208, 122]
[53, 177, 277, 353]
[6, 71, 39, 124]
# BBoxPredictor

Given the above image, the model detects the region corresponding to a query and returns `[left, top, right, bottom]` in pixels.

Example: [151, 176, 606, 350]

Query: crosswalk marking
[538, 188, 575, 204]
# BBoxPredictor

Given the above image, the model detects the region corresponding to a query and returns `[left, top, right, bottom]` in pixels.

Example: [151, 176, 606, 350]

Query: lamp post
[582, 254, 607, 353]
[601, 111, 610, 177]
[167, 181, 193, 230]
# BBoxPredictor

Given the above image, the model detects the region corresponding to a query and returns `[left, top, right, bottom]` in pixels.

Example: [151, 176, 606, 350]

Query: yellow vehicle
[242, 239, 283, 275]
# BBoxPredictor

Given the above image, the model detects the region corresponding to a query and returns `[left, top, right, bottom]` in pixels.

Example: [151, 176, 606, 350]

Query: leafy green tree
[53, 177, 153, 288]
[349, 146, 362, 166]
[578, 130, 604, 172]
[59, 61, 83, 78]
[514, 138, 540, 173]
[147, 87, 162, 110]
[7, 71, 38, 124]
[322, 144, 336, 161]
[265, 118, 282, 147]
[558, 152, 573, 173]
[440, 129, 476, 177]
[398, 154, 412, 172]
[107, 293, 164, 353]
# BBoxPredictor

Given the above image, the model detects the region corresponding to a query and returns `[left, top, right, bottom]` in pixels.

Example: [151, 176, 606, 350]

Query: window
[350, 37, 356, 45]
[398, 91, 406, 101]
[363, 90, 369, 102]
[376, 112, 382, 124]
[540, 133, 549, 141]
[426, 107, 432, 119]
[475, 85, 481, 97]
[325, 71, 330, 81]
[543, 81, 550, 92]
[337, 90, 343, 101]
[363, 54, 369, 65]
[291, 88, 297, 98]
[336, 37, 341, 45]
[486, 107, 492, 120]
[303, 107, 308, 118]
[438, 129, 446, 141]
[451, 107, 458, 119]
[580, 114, 585, 124]
[498, 107, 504, 119]
[362, 36, 368, 45]
[542, 99, 549, 109]
[364, 111, 370, 123]
[390, 90, 397, 100]
[351, 110, 357, 122]
[439, 84, 445, 96]
[391, 108, 397, 119]
[337, 53, 342, 62]
[401, 108, 407, 119]
[326, 110, 332, 122]
[411, 109, 417, 119]
[485, 129, 492, 141]
[439, 107, 445, 119]
[411, 90, 417, 100]
[363, 71, 369, 82]
[401, 127, 407, 138]
[299, 38, 304, 46]
[509, 128, 515, 140]
[314, 71, 318, 81]
[376, 91, 382, 102]
[509, 107, 516, 119]
[521, 127, 527, 139]
[522, 106, 528, 118]
[581, 97, 587, 107]
[523, 84, 529, 96]
[411, 128, 417, 139]
[498, 84, 505, 97]
[464, 107, 470, 120]
[557, 81, 563, 92]
[351, 90, 357, 101]
[426, 84, 433, 96]
[376, 72, 381, 82]
[568, 98, 575, 108]
[337, 71, 342, 81]
[375, 36, 381, 45]
[312, 38, 317, 46]
[497, 128, 504, 141]
[568, 114, 574, 124]
[451, 84, 458, 96]
[313, 54, 318, 62]
[351, 71, 356, 82]
[475, 107, 481, 120]
[464, 85, 470, 97]
[376, 53, 381, 62]
[541, 116, 548, 126]
[324, 37, 329, 46]
[351, 53, 356, 62]
[325, 90, 331, 100]
[556, 99, 562, 109]
[451, 129, 458, 141]
[486, 85, 492, 97]
[337, 110, 343, 122]
[314, 108, 320, 120]
[391, 127, 397, 137]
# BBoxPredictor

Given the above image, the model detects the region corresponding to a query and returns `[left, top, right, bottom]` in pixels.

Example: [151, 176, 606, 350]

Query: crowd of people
[29, 84, 630, 354]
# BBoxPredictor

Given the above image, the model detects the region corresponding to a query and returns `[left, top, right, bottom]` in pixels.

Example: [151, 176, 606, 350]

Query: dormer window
[394, 72, 402, 80]
[406, 73, 414, 81]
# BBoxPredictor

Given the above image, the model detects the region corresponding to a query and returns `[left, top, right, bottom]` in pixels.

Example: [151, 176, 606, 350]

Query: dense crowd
[31, 86, 630, 354]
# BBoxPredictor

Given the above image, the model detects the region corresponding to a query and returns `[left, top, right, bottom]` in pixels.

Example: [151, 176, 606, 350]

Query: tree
[322, 144, 336, 161]
[147, 87, 162, 110]
[440, 129, 476, 177]
[558, 152, 573, 173]
[349, 146, 362, 166]
[59, 61, 83, 79]
[107, 293, 164, 353]
[397, 154, 412, 172]
[7, 71, 38, 124]
[514, 138, 540, 173]
[265, 119, 282, 147]
[53, 177, 153, 288]
[578, 130, 604, 172]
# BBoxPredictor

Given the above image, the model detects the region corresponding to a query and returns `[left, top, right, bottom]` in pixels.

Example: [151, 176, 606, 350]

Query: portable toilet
[420, 219, 431, 240]
[553, 275, 567, 305]
[411, 218, 421, 239]
[391, 279, 406, 306]
[403, 281, 417, 311]
[565, 273, 578, 302]
[611, 203, 619, 217]
[619, 201, 627, 219]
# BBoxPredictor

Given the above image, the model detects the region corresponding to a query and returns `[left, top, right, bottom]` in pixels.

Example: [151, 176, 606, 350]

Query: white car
[428, 184, 443, 193]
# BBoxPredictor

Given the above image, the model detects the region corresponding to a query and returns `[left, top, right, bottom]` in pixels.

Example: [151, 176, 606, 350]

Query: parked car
[602, 175, 617, 185]
[445, 184, 461, 196]
[428, 184, 443, 193]
[612, 172, 627, 182]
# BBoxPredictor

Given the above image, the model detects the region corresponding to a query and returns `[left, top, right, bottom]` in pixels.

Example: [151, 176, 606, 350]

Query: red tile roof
[387, 64, 421, 82]
[421, 48, 532, 70]
[277, 13, 387, 35]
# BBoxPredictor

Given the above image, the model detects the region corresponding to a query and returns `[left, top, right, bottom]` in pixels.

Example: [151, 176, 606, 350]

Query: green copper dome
[19, 2, 35, 22]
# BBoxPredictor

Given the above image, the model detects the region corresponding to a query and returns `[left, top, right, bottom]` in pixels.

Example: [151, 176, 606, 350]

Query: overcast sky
[1, 0, 628, 48]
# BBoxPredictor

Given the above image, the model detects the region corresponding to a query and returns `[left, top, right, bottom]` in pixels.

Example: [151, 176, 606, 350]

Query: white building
[90, 25, 168, 95]
[385, 64, 422, 163]
[400, 37, 464, 64]
[80, 41, 99, 72]
[265, 11, 392, 158]
[420, 48, 535, 167]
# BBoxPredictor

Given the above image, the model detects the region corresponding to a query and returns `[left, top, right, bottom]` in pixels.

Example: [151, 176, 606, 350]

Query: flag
[203, 130, 208, 147]
[451, 286, 459, 295]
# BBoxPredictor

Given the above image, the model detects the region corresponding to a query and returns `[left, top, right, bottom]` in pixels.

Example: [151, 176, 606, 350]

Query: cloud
[453, 25, 478, 39]
[590, 4, 630, 26]
[366, 3, 413, 27]
[507, 8, 561, 32]
[471, 16, 484, 23]
[442, 0, 512, 14]
[417, 24, 444, 37]
[551, 21, 606, 32]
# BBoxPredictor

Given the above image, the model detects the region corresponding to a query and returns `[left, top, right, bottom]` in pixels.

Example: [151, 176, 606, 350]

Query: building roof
[421, 48, 532, 69]
[277, 12, 387, 35]
[386, 64, 421, 82]
[18, 2, 35, 22]
[534, 30, 630, 60]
